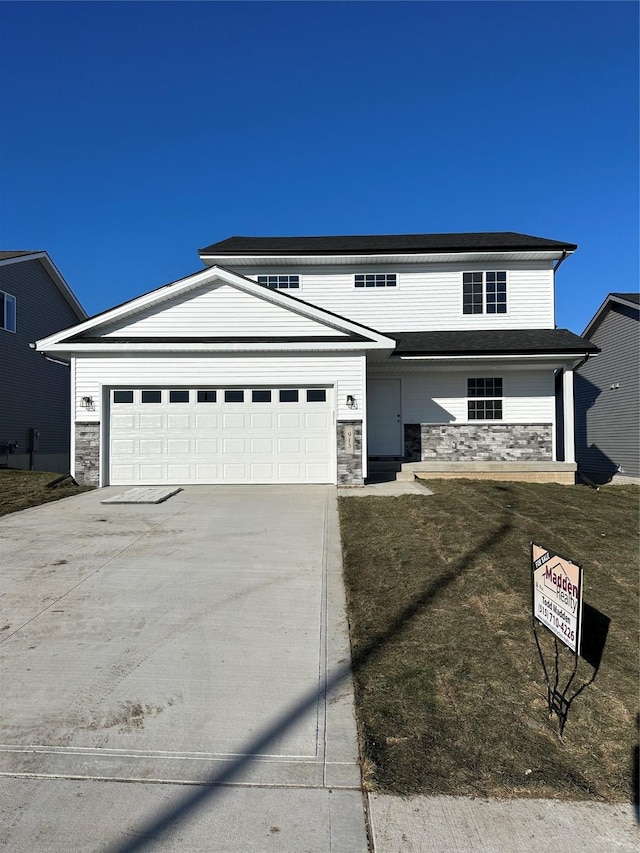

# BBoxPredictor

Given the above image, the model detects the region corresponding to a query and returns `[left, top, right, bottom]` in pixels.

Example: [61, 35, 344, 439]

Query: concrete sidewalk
[0, 485, 368, 852]
[368, 793, 638, 852]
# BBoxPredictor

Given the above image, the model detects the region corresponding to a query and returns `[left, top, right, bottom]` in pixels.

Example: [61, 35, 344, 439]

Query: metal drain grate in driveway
[101, 487, 183, 505]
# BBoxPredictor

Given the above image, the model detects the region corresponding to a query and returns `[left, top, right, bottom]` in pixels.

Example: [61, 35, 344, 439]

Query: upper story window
[257, 275, 300, 289]
[1, 291, 16, 332]
[463, 272, 507, 314]
[355, 273, 397, 288]
[467, 377, 503, 420]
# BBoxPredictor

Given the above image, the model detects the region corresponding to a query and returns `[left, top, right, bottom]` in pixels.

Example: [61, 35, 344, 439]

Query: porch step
[395, 460, 577, 485]
[367, 459, 405, 473]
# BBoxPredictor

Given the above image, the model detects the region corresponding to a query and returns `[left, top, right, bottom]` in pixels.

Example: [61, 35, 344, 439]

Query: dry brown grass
[339, 480, 639, 801]
[0, 469, 93, 518]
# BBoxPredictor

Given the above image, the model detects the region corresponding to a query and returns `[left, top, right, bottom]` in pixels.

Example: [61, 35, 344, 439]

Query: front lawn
[0, 469, 93, 518]
[338, 480, 639, 801]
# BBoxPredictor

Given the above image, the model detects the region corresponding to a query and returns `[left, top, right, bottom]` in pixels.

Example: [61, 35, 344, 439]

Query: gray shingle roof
[390, 329, 597, 356]
[200, 232, 577, 256]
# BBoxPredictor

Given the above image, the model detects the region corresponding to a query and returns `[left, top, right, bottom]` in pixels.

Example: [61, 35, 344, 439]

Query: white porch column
[562, 366, 575, 463]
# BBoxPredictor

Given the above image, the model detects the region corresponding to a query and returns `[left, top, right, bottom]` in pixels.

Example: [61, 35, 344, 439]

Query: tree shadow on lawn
[109, 518, 513, 853]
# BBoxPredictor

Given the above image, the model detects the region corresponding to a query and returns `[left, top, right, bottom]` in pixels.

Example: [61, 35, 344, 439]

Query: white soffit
[199, 251, 568, 267]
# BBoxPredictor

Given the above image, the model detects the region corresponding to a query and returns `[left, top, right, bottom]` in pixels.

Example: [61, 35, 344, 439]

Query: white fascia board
[398, 353, 590, 367]
[1, 251, 87, 320]
[43, 340, 394, 354]
[200, 250, 571, 266]
[35, 265, 395, 351]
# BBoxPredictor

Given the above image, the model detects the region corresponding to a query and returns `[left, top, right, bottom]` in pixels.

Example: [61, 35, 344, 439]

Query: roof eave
[199, 249, 573, 266]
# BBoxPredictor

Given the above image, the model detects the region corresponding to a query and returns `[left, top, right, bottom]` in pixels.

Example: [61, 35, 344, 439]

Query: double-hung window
[463, 272, 507, 314]
[1, 291, 16, 332]
[257, 275, 299, 289]
[468, 377, 503, 420]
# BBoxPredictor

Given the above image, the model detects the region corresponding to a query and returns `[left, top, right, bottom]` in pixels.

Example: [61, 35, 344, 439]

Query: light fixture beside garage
[346, 395, 357, 409]
[80, 396, 95, 410]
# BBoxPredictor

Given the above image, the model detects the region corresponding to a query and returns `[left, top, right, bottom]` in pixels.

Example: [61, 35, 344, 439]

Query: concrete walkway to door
[0, 485, 368, 852]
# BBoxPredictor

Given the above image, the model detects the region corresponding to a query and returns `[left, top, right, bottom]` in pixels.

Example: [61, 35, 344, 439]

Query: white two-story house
[35, 232, 597, 487]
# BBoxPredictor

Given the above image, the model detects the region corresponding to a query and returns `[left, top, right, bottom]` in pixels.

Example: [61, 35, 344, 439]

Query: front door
[367, 379, 402, 455]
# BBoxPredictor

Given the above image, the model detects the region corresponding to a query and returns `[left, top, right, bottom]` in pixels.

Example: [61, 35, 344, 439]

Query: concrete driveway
[0, 486, 367, 852]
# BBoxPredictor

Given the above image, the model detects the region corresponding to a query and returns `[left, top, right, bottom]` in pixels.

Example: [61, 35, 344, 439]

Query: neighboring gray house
[575, 292, 639, 482]
[0, 251, 87, 472]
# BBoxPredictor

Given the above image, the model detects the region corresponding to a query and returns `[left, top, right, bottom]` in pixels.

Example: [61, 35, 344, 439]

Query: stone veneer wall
[405, 423, 553, 462]
[337, 421, 364, 485]
[75, 422, 100, 485]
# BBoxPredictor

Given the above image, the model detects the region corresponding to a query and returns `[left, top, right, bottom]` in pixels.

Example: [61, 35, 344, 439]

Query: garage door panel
[167, 439, 190, 455]
[109, 387, 334, 485]
[195, 464, 220, 480]
[306, 437, 329, 453]
[223, 413, 246, 430]
[167, 464, 191, 480]
[278, 463, 302, 479]
[223, 462, 246, 479]
[278, 413, 301, 429]
[306, 463, 330, 479]
[250, 463, 274, 479]
[111, 464, 136, 481]
[278, 437, 301, 454]
[195, 414, 219, 429]
[112, 439, 136, 455]
[168, 414, 191, 429]
[222, 438, 246, 454]
[112, 414, 137, 430]
[250, 413, 274, 429]
[139, 464, 163, 480]
[305, 411, 331, 428]
[195, 438, 218, 454]
[140, 439, 163, 455]
[140, 414, 163, 429]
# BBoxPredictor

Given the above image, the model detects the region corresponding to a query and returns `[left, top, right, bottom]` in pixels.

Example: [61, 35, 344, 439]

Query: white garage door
[109, 387, 334, 485]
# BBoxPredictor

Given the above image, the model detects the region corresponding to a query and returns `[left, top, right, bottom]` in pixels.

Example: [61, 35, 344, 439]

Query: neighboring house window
[468, 377, 503, 420]
[257, 275, 300, 289]
[463, 272, 507, 314]
[354, 273, 397, 288]
[1, 291, 16, 332]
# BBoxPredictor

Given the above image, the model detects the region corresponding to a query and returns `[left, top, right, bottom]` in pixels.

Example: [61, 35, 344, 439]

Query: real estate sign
[531, 542, 583, 654]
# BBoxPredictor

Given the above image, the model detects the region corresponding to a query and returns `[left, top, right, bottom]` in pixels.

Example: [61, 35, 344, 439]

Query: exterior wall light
[346, 395, 357, 409]
[80, 396, 95, 409]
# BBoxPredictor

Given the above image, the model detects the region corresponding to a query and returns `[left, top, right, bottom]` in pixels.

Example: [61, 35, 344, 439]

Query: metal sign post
[531, 542, 584, 737]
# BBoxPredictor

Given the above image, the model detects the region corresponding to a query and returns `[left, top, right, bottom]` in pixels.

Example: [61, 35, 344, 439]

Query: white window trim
[466, 376, 504, 421]
[1, 290, 16, 333]
[354, 272, 398, 289]
[461, 271, 508, 316]
[256, 274, 301, 290]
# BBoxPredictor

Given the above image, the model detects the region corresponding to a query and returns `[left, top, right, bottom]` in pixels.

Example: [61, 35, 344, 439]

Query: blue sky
[0, 1, 637, 333]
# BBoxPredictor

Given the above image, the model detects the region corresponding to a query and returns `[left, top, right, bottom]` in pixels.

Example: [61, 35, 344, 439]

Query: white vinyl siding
[73, 353, 365, 424]
[96, 282, 347, 338]
[380, 370, 555, 424]
[244, 262, 555, 331]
